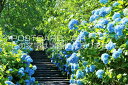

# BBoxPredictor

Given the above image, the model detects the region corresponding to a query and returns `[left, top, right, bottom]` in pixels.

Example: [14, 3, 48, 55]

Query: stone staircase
[30, 51, 69, 85]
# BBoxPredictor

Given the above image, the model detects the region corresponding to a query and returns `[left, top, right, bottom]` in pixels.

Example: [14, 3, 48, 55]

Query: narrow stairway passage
[30, 51, 69, 85]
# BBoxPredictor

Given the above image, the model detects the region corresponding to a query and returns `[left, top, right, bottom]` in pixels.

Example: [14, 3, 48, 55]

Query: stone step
[33, 63, 55, 66]
[33, 56, 49, 58]
[35, 71, 62, 74]
[32, 57, 48, 59]
[35, 65, 57, 68]
[33, 59, 51, 62]
[30, 51, 69, 85]
[33, 73, 65, 77]
[35, 77, 67, 80]
[39, 81, 69, 85]
[36, 69, 61, 72]
[36, 67, 58, 70]
[36, 78, 69, 81]
[36, 69, 60, 71]
[33, 62, 54, 65]
[33, 64, 58, 70]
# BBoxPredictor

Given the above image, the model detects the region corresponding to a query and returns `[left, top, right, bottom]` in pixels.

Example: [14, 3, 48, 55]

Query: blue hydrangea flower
[76, 31, 88, 41]
[14, 45, 20, 50]
[25, 67, 30, 73]
[72, 41, 82, 51]
[94, 9, 100, 15]
[70, 74, 75, 79]
[112, 49, 122, 59]
[96, 69, 104, 75]
[8, 76, 13, 81]
[112, 13, 121, 20]
[5, 81, 15, 85]
[81, 20, 87, 25]
[8, 69, 13, 71]
[62, 50, 67, 54]
[25, 55, 33, 63]
[19, 67, 24, 71]
[112, 51, 120, 59]
[103, 32, 108, 36]
[67, 71, 70, 74]
[89, 33, 96, 38]
[18, 70, 25, 76]
[114, 25, 125, 36]
[103, 60, 109, 64]
[105, 7, 112, 13]
[99, 7, 108, 17]
[123, 8, 128, 16]
[85, 67, 90, 73]
[99, 19, 109, 25]
[97, 75, 103, 79]
[55, 63, 60, 67]
[115, 18, 121, 22]
[71, 63, 79, 71]
[92, 10, 95, 15]
[67, 53, 79, 64]
[65, 54, 71, 58]
[30, 77, 35, 83]
[21, 54, 27, 60]
[65, 43, 73, 51]
[89, 65, 96, 72]
[76, 80, 83, 85]
[29, 48, 33, 51]
[25, 80, 30, 85]
[107, 23, 114, 33]
[94, 7, 111, 17]
[101, 53, 109, 64]
[89, 15, 99, 22]
[32, 65, 37, 70]
[68, 19, 79, 30]
[101, 53, 109, 60]
[84, 43, 90, 48]
[118, 48, 123, 54]
[95, 24, 104, 29]
[99, 0, 108, 4]
[126, 40, 128, 45]
[0, 48, 2, 52]
[105, 41, 116, 50]
[121, 18, 128, 25]
[76, 70, 84, 79]
[64, 64, 68, 67]
[26, 58, 33, 62]
[28, 69, 35, 76]
[96, 70, 104, 79]
[113, 2, 119, 7]
[69, 79, 76, 84]
[97, 32, 103, 37]
[82, 61, 88, 66]
[25, 55, 31, 59]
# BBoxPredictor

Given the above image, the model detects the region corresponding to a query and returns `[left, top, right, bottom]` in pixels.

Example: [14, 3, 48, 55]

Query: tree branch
[0, 0, 6, 14]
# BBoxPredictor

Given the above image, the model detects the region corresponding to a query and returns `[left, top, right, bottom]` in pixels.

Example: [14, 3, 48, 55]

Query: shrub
[48, 0, 128, 84]
[0, 29, 38, 85]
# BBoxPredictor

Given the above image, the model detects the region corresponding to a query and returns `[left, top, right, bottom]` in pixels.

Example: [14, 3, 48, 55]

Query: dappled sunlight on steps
[30, 51, 69, 85]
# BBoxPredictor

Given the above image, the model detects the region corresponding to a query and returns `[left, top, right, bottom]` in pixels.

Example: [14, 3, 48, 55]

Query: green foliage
[0, 0, 56, 35]
[47, 0, 128, 84]
[0, 0, 128, 84]
[0, 29, 37, 84]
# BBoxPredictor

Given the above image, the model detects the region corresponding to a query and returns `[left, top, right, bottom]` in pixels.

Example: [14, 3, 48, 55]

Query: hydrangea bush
[48, 0, 128, 85]
[0, 32, 38, 85]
